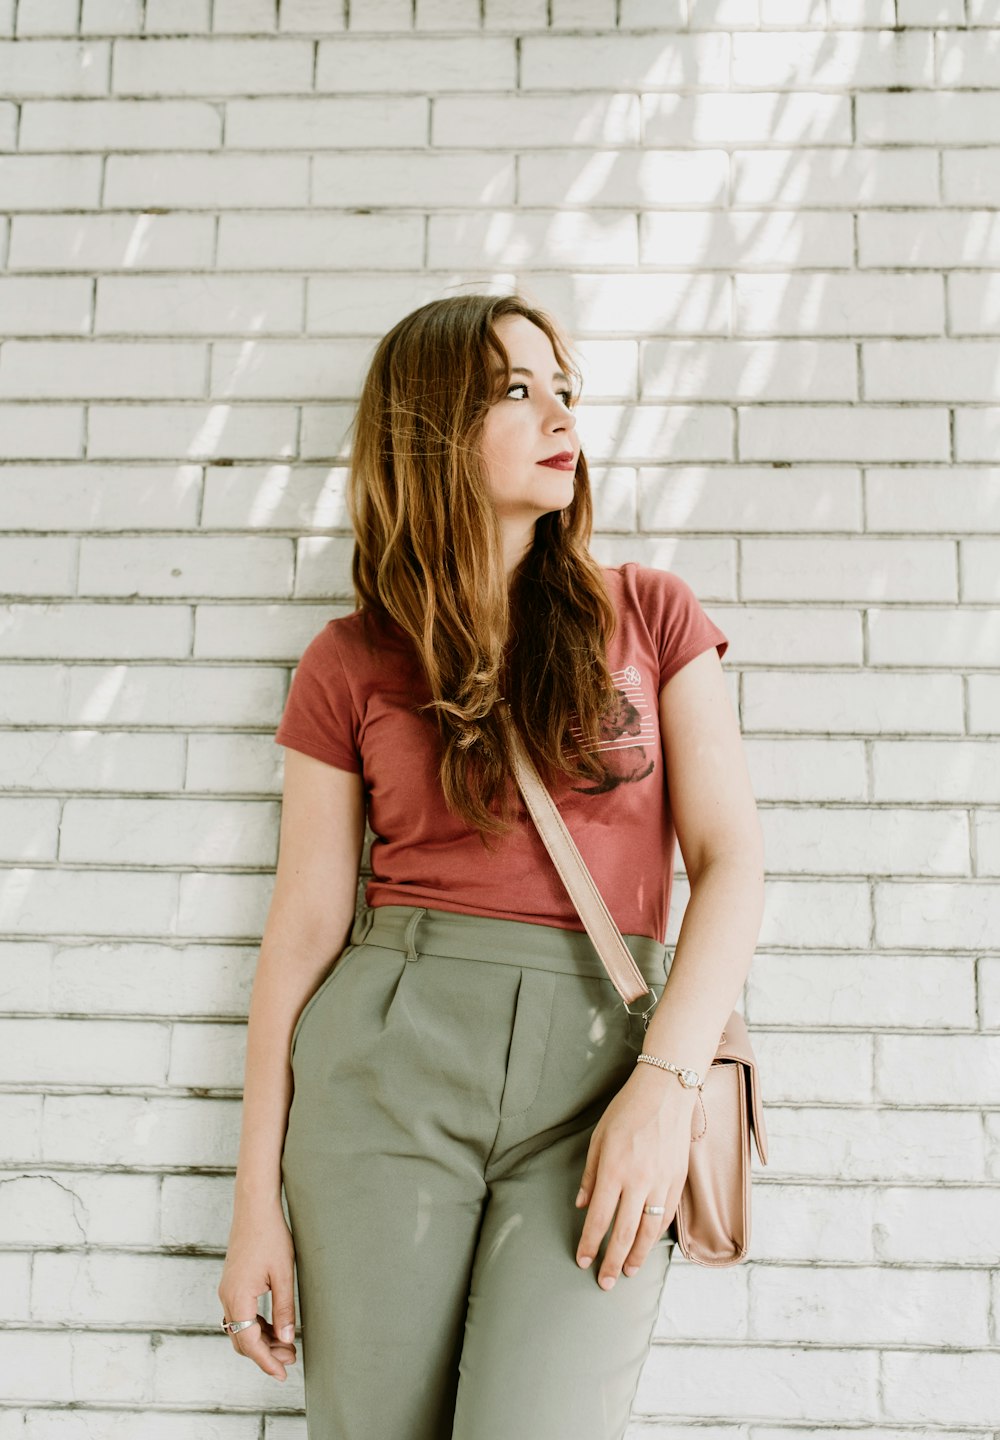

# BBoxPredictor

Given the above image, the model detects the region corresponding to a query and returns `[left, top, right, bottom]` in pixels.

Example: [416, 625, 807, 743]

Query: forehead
[490, 315, 567, 378]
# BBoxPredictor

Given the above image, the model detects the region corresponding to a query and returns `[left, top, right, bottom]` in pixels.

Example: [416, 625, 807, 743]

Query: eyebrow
[507, 366, 573, 385]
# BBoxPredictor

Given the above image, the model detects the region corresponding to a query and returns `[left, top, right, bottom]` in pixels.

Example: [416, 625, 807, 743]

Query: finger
[257, 1313, 297, 1367]
[576, 1177, 622, 1272]
[575, 1154, 598, 1209]
[597, 1193, 655, 1289]
[270, 1276, 298, 1350]
[228, 1313, 289, 1381]
[622, 1201, 673, 1276]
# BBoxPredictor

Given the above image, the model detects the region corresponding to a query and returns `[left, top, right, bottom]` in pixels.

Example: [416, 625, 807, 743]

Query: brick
[313, 151, 514, 207]
[0, 1017, 169, 1084]
[641, 341, 856, 401]
[743, 671, 963, 734]
[733, 147, 938, 207]
[111, 39, 313, 95]
[741, 738, 868, 803]
[877, 1035, 1000, 1104]
[9, 213, 214, 270]
[40, 1094, 238, 1167]
[751, 1265, 989, 1346]
[976, 809, 1000, 874]
[750, 1180, 876, 1263]
[882, 1350, 1000, 1425]
[315, 36, 514, 90]
[522, 32, 728, 89]
[41, 942, 256, 1018]
[0, 276, 94, 335]
[104, 153, 310, 209]
[766, 1104, 985, 1181]
[0, 1332, 149, 1404]
[87, 404, 299, 460]
[733, 28, 932, 88]
[33, 1252, 221, 1324]
[865, 340, 1000, 401]
[860, 211, 1000, 268]
[635, 1343, 877, 1422]
[0, 799, 60, 862]
[760, 805, 969, 876]
[752, 1029, 874, 1103]
[0, 40, 110, 95]
[0, 154, 101, 209]
[875, 1183, 1000, 1263]
[872, 739, 1000, 802]
[739, 404, 950, 462]
[735, 273, 943, 336]
[20, 98, 221, 149]
[0, 340, 206, 399]
[642, 211, 853, 268]
[954, 269, 1000, 356]
[217, 212, 422, 270]
[962, 537, 1000, 601]
[225, 95, 426, 148]
[742, 537, 955, 600]
[866, 467, 1000, 531]
[430, 210, 639, 267]
[869, 605, 1000, 667]
[59, 797, 279, 865]
[0, 867, 179, 936]
[0, 536, 77, 594]
[746, 953, 976, 1029]
[0, 466, 201, 529]
[875, 880, 1000, 950]
[77, 536, 294, 597]
[0, 732, 185, 790]
[201, 464, 347, 528]
[0, 404, 83, 457]
[95, 274, 304, 334]
[433, 93, 639, 147]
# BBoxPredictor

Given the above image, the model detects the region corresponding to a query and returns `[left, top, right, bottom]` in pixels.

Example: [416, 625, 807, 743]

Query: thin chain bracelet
[636, 1052, 708, 1139]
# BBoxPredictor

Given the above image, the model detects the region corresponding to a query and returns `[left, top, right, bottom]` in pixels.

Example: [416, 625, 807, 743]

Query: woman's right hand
[218, 1202, 298, 1382]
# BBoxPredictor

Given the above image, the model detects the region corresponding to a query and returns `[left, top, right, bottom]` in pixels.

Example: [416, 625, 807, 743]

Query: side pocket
[289, 943, 360, 1065]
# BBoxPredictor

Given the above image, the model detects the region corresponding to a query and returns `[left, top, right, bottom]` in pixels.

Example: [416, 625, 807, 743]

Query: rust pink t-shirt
[274, 562, 728, 943]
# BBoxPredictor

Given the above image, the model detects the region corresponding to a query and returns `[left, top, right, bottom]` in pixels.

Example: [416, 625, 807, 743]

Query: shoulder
[293, 608, 391, 666]
[599, 560, 702, 614]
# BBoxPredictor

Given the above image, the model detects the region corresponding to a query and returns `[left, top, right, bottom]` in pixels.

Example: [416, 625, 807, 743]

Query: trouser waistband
[349, 903, 669, 985]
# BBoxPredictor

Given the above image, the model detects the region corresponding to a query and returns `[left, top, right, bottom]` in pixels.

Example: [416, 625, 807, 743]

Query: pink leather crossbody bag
[499, 705, 769, 1267]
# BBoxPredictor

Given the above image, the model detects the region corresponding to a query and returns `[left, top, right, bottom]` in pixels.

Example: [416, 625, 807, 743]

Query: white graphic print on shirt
[565, 665, 657, 795]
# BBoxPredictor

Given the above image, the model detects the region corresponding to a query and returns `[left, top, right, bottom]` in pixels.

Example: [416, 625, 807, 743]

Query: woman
[218, 293, 765, 1439]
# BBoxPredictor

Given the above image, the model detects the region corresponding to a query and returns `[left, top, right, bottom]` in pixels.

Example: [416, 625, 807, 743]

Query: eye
[507, 382, 575, 406]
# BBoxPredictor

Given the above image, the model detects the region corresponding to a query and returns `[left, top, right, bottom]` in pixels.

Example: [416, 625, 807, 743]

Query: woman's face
[479, 314, 579, 532]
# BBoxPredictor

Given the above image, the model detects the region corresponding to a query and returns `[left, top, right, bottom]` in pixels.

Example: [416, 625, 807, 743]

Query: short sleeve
[274, 622, 362, 774]
[632, 564, 729, 688]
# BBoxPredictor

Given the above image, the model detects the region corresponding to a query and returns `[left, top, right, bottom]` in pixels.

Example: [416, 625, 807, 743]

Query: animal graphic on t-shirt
[565, 664, 656, 795]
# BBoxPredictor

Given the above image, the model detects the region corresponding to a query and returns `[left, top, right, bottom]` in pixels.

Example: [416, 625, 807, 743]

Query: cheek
[480, 412, 517, 487]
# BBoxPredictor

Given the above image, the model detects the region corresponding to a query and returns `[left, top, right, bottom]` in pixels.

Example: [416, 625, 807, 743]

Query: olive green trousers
[281, 902, 676, 1440]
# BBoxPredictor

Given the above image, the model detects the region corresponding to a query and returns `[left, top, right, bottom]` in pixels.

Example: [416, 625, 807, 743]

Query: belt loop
[402, 907, 427, 963]
[352, 905, 375, 947]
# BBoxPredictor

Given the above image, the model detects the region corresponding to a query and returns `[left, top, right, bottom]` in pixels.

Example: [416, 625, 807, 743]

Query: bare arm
[573, 643, 766, 1281]
[234, 747, 367, 1205]
[633, 644, 766, 1100]
[218, 747, 365, 1381]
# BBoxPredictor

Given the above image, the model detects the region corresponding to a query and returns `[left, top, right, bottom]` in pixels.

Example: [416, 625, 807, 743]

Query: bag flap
[714, 1009, 768, 1167]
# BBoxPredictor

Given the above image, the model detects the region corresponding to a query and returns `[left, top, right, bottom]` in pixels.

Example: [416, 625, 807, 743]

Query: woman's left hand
[574, 1064, 696, 1289]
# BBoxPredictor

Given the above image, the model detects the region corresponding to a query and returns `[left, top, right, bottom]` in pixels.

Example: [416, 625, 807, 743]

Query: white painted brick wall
[1, 2, 998, 1437]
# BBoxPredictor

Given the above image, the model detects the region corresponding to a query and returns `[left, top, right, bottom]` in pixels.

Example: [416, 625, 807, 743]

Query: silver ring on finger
[221, 1317, 258, 1335]
[643, 1204, 666, 1215]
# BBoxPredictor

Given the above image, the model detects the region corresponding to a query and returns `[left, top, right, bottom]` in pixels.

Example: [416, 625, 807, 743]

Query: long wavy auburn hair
[347, 292, 621, 849]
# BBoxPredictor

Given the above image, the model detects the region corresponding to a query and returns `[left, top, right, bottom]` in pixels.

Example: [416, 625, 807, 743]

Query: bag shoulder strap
[498, 706, 653, 1009]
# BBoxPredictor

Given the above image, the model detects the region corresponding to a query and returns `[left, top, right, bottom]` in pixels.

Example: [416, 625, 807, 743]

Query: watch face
[680, 1069, 699, 1087]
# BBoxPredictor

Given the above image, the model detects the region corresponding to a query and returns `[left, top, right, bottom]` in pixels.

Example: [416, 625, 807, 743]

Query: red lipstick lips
[537, 451, 576, 471]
